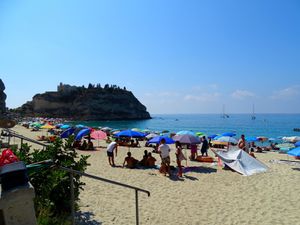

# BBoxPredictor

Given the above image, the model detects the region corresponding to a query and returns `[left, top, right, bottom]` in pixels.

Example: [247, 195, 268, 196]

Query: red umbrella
[91, 130, 107, 140]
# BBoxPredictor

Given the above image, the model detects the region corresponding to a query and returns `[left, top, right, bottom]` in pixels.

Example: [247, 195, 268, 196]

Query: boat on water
[221, 104, 229, 118]
[251, 104, 256, 120]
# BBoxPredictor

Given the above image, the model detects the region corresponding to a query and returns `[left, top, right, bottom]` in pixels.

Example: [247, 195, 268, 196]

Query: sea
[73, 114, 300, 139]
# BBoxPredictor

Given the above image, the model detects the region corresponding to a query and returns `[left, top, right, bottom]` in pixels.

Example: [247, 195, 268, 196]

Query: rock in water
[15, 83, 151, 120]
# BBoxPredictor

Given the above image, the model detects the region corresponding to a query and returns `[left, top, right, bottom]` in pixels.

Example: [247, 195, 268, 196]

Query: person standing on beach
[238, 134, 248, 152]
[200, 136, 209, 156]
[175, 141, 186, 177]
[158, 138, 171, 176]
[107, 141, 118, 167]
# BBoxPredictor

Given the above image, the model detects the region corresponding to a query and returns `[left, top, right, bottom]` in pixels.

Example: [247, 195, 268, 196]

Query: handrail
[4, 129, 48, 148]
[58, 166, 150, 225]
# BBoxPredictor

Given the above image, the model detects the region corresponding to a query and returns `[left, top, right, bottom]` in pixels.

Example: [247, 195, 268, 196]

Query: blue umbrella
[287, 147, 300, 157]
[60, 124, 71, 129]
[213, 135, 223, 140]
[208, 134, 218, 139]
[55, 123, 64, 128]
[176, 130, 195, 136]
[221, 132, 236, 137]
[148, 136, 175, 144]
[114, 129, 146, 138]
[295, 141, 300, 147]
[75, 128, 91, 141]
[246, 137, 259, 142]
[60, 128, 75, 139]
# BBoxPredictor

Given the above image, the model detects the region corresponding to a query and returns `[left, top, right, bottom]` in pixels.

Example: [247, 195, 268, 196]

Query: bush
[12, 136, 90, 224]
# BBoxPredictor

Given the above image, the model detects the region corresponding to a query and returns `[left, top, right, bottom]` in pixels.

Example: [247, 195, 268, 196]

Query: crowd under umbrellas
[20, 118, 300, 176]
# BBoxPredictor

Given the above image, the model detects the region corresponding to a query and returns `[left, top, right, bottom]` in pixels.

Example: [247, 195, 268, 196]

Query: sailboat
[221, 104, 229, 118]
[251, 104, 256, 120]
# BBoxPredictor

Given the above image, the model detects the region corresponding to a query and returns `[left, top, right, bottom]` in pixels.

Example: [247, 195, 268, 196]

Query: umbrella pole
[185, 149, 188, 167]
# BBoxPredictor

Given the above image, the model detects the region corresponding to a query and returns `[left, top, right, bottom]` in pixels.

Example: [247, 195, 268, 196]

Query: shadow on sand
[76, 211, 102, 225]
[183, 166, 217, 174]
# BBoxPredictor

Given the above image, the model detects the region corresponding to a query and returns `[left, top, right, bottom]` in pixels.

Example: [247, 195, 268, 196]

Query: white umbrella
[216, 136, 238, 144]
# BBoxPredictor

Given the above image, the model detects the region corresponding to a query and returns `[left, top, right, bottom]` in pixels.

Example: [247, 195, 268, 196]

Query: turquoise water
[72, 114, 300, 139]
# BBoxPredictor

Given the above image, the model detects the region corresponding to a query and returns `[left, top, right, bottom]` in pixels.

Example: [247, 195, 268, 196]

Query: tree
[12, 136, 89, 225]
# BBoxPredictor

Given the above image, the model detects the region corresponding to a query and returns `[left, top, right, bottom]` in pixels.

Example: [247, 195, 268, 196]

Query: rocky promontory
[0, 79, 6, 115]
[15, 83, 151, 120]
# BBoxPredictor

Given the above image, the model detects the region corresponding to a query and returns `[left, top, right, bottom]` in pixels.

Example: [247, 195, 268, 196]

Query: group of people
[106, 136, 210, 178]
[73, 139, 94, 150]
[106, 141, 156, 168]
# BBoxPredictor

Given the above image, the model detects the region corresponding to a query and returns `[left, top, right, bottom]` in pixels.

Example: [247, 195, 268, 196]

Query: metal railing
[59, 166, 150, 225]
[4, 129, 48, 148]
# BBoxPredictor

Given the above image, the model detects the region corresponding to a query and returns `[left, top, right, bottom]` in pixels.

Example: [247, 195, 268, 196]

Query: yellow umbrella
[41, 124, 55, 129]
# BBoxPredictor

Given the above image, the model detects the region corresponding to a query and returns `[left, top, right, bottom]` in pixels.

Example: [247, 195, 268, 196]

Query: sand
[5, 125, 300, 225]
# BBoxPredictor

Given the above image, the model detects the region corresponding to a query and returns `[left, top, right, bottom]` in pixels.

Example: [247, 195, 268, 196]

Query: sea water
[73, 114, 300, 139]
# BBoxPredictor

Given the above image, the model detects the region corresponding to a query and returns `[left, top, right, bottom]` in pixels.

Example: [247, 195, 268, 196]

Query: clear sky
[1, 0, 300, 114]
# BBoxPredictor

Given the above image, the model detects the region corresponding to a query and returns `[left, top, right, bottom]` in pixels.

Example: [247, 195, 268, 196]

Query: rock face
[0, 79, 7, 115]
[16, 84, 151, 120]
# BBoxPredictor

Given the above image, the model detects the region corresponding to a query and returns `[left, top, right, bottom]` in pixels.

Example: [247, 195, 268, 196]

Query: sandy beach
[6, 125, 300, 225]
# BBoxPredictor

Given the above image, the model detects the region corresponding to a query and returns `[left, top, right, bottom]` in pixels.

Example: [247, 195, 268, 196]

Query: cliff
[15, 84, 151, 120]
[0, 79, 7, 115]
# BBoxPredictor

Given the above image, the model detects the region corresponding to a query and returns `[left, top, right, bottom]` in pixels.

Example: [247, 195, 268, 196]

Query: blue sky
[1, 0, 300, 114]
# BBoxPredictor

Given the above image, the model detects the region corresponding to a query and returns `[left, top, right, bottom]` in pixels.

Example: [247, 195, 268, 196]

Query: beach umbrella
[60, 124, 71, 129]
[114, 129, 146, 138]
[173, 134, 200, 144]
[75, 124, 86, 128]
[216, 136, 238, 144]
[148, 136, 175, 144]
[75, 128, 91, 141]
[195, 132, 205, 137]
[221, 132, 236, 137]
[112, 130, 121, 135]
[246, 137, 259, 142]
[268, 138, 276, 142]
[161, 130, 169, 134]
[146, 133, 159, 140]
[295, 141, 300, 147]
[60, 128, 75, 138]
[208, 134, 218, 139]
[55, 123, 64, 128]
[90, 130, 107, 140]
[176, 130, 195, 136]
[287, 147, 300, 157]
[41, 124, 55, 129]
[142, 129, 151, 133]
[131, 128, 141, 132]
[257, 136, 268, 142]
[32, 123, 42, 128]
[213, 135, 223, 140]
[101, 127, 112, 132]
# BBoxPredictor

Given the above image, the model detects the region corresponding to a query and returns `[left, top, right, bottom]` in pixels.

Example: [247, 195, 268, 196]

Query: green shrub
[13, 136, 90, 224]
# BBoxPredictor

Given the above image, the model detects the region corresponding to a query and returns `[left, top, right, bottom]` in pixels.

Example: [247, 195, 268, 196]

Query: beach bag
[0, 149, 19, 167]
